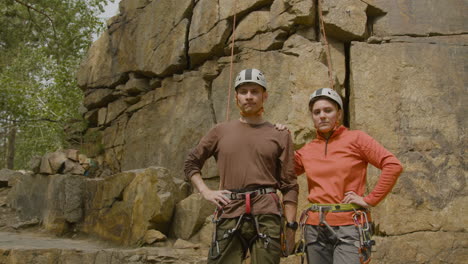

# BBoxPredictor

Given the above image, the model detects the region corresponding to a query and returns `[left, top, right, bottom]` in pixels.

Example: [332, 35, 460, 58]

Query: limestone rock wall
[75, 0, 467, 263]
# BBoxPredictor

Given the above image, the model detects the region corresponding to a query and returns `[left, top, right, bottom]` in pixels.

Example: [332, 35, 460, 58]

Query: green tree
[0, 0, 113, 169]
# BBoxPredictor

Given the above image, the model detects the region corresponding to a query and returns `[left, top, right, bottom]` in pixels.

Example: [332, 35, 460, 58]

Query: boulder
[7, 173, 85, 235]
[77, 31, 121, 89]
[84, 109, 99, 127]
[270, 0, 315, 30]
[191, 216, 212, 246]
[235, 11, 270, 41]
[39, 151, 68, 175]
[61, 160, 85, 175]
[82, 167, 181, 246]
[121, 74, 150, 95]
[144, 229, 167, 245]
[83, 89, 115, 110]
[101, 115, 128, 149]
[27, 156, 42, 174]
[328, 38, 346, 86]
[234, 29, 288, 51]
[321, 0, 368, 41]
[0, 169, 23, 188]
[103, 146, 124, 174]
[125, 89, 158, 113]
[97, 107, 107, 126]
[77, 0, 193, 88]
[171, 193, 215, 240]
[219, 0, 274, 21]
[373, 232, 468, 264]
[188, 0, 220, 41]
[105, 98, 129, 125]
[120, 74, 215, 179]
[64, 149, 79, 162]
[43, 175, 85, 234]
[189, 20, 231, 66]
[147, 18, 190, 76]
[173, 239, 201, 249]
[130, 0, 192, 77]
[373, 0, 468, 37]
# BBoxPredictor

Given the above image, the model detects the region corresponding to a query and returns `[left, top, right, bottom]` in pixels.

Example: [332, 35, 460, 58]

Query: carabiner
[209, 240, 221, 260]
[294, 238, 306, 256]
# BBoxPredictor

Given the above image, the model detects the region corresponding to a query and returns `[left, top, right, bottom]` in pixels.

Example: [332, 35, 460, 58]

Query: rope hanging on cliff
[317, 0, 335, 90]
[225, 0, 238, 122]
[225, 0, 335, 120]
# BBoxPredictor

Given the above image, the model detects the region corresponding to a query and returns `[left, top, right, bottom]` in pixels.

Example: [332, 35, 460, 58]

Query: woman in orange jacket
[293, 88, 403, 264]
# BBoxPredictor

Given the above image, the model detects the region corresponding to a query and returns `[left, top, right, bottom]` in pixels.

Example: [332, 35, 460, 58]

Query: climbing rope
[225, 0, 238, 122]
[317, 0, 335, 90]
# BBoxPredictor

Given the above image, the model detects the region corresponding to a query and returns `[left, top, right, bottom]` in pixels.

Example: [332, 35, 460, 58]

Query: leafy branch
[13, 0, 58, 40]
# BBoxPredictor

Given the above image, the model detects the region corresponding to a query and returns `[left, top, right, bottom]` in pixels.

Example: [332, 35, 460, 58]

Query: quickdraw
[293, 209, 309, 264]
[352, 209, 375, 264]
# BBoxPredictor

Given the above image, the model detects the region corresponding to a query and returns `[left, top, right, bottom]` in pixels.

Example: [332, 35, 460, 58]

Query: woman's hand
[275, 123, 289, 131]
[200, 189, 232, 208]
[342, 191, 370, 208]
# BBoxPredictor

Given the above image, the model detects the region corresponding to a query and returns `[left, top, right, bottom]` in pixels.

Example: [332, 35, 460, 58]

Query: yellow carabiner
[294, 238, 306, 256]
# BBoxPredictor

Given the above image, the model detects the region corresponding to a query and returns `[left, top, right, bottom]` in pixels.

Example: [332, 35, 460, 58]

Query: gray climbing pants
[304, 224, 361, 264]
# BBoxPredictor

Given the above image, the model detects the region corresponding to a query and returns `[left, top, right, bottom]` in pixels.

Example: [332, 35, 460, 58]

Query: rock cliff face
[18, 0, 465, 263]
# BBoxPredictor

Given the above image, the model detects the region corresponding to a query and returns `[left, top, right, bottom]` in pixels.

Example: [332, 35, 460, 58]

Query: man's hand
[200, 189, 232, 208]
[191, 173, 232, 207]
[342, 191, 370, 208]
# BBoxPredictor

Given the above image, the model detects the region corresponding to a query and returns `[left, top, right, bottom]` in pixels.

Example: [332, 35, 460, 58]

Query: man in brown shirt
[184, 69, 298, 264]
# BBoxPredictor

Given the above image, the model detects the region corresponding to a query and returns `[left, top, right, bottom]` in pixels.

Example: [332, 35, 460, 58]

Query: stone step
[0, 232, 207, 264]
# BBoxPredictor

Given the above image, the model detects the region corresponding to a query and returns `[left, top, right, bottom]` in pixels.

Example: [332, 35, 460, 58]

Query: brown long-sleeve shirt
[184, 120, 298, 218]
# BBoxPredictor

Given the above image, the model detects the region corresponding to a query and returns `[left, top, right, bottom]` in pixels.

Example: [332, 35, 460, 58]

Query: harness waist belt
[308, 203, 363, 212]
[225, 187, 277, 200]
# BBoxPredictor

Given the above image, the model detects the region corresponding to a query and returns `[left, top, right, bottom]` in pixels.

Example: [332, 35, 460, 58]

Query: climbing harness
[294, 203, 375, 264]
[209, 187, 284, 260]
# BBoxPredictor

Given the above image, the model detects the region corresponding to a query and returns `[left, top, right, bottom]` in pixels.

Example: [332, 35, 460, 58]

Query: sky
[99, 0, 121, 19]
[93, 1, 120, 40]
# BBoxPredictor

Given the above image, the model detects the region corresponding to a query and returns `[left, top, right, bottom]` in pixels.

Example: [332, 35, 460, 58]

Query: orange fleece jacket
[295, 126, 403, 226]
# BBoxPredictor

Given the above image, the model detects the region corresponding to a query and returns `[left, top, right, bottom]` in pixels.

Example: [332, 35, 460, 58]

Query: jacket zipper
[325, 138, 329, 157]
[323, 130, 335, 158]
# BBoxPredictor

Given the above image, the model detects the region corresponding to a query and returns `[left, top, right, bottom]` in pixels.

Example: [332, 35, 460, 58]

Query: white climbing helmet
[234, 68, 267, 90]
[309, 88, 343, 110]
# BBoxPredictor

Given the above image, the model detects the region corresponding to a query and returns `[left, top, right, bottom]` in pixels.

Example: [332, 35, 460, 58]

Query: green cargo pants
[304, 225, 362, 264]
[207, 214, 281, 264]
